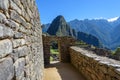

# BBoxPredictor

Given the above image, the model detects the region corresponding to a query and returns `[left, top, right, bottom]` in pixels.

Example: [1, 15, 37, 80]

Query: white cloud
[107, 17, 119, 22]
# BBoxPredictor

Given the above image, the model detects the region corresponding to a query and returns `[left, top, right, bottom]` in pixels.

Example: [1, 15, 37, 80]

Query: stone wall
[0, 0, 44, 80]
[70, 46, 120, 80]
[43, 36, 75, 66]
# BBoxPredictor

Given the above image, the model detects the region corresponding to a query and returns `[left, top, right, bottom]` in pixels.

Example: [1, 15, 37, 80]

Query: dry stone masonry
[70, 46, 120, 80]
[0, 0, 44, 80]
[1, 0, 120, 80]
[43, 35, 75, 66]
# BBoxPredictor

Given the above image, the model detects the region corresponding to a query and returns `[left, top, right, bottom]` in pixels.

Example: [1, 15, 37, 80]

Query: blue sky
[36, 0, 120, 24]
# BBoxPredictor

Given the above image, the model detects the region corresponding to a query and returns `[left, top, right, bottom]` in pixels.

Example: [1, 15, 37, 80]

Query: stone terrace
[0, 0, 120, 80]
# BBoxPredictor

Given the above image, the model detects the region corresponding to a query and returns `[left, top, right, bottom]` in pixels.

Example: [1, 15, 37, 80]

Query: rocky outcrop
[0, 0, 43, 80]
[47, 15, 75, 37]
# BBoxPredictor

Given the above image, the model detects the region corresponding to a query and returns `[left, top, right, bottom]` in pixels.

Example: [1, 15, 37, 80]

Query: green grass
[50, 56, 54, 61]
[50, 48, 59, 61]
[50, 49, 59, 54]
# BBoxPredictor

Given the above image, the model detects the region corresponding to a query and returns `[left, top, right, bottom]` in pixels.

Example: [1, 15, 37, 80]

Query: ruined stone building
[0, 0, 120, 80]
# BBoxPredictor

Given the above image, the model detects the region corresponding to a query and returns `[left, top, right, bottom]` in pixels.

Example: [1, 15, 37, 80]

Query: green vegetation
[110, 47, 120, 60]
[111, 47, 120, 55]
[50, 48, 59, 61]
[50, 40, 59, 61]
[75, 40, 91, 48]
[50, 49, 59, 54]
[111, 51, 116, 55]
[75, 40, 87, 45]
[50, 49, 59, 61]
[50, 56, 54, 61]
[113, 47, 120, 55]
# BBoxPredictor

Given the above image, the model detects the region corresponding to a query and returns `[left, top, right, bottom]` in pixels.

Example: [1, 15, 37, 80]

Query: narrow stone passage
[44, 62, 86, 80]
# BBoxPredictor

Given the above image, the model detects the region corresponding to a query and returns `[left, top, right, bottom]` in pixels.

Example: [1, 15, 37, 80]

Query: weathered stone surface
[13, 46, 29, 57]
[0, 0, 9, 10]
[0, 0, 44, 80]
[0, 12, 6, 23]
[14, 58, 25, 80]
[27, 7, 32, 19]
[0, 39, 12, 58]
[18, 25, 27, 33]
[116, 68, 120, 72]
[12, 0, 22, 8]
[10, 10, 27, 27]
[9, 0, 22, 14]
[3, 26, 14, 38]
[20, 0, 28, 9]
[13, 39, 26, 48]
[7, 19, 19, 31]
[26, 22, 32, 29]
[0, 57, 14, 80]
[70, 46, 120, 80]
[14, 32, 24, 39]
[43, 36, 75, 65]
[0, 24, 3, 37]
[0, 24, 14, 38]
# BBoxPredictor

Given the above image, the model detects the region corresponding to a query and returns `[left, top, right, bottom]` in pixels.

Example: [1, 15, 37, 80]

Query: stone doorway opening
[43, 35, 76, 66]
[50, 41, 60, 62]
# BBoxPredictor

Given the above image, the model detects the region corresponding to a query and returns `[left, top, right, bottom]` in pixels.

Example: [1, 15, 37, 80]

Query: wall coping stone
[70, 46, 120, 71]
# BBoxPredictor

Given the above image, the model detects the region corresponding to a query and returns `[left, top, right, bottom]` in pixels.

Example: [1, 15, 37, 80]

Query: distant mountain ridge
[68, 17, 120, 50]
[45, 15, 101, 47]
[77, 32, 101, 47]
[42, 16, 120, 50]
[42, 23, 50, 32]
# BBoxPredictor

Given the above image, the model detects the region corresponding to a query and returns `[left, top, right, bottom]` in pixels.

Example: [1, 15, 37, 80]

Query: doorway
[50, 41, 60, 62]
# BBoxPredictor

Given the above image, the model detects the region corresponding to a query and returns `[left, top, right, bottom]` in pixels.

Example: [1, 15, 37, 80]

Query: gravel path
[44, 62, 86, 80]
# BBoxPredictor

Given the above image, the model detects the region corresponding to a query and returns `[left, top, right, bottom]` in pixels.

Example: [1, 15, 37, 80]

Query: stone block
[13, 39, 26, 48]
[0, 57, 14, 80]
[13, 0, 22, 8]
[22, 9, 31, 22]
[0, 12, 6, 23]
[9, 0, 22, 14]
[13, 46, 29, 57]
[6, 19, 19, 31]
[14, 32, 24, 39]
[0, 24, 14, 38]
[3, 26, 14, 38]
[18, 25, 27, 33]
[0, 0, 9, 10]
[27, 7, 32, 18]
[10, 10, 27, 27]
[0, 39, 12, 58]
[14, 58, 25, 80]
[0, 24, 3, 37]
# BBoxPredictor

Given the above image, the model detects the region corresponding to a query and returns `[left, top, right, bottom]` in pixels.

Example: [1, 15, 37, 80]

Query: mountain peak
[53, 15, 66, 23]
[73, 19, 79, 21]
[107, 17, 120, 22]
[55, 15, 64, 19]
[47, 15, 75, 37]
